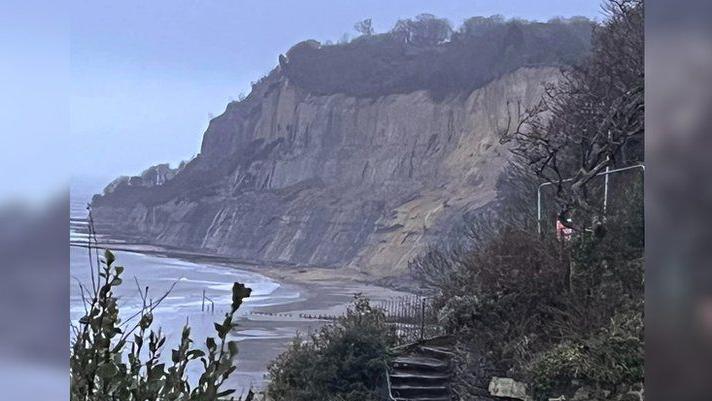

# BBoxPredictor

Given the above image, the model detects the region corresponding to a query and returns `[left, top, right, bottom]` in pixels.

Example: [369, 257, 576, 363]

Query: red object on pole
[556, 219, 573, 241]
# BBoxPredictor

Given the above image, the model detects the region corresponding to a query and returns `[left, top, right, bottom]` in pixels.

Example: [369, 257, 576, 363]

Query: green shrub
[528, 342, 590, 398]
[70, 249, 253, 401]
[435, 228, 569, 370]
[267, 296, 396, 401]
[529, 309, 643, 400]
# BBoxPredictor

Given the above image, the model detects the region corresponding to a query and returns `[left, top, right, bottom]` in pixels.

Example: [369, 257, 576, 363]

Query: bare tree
[499, 0, 643, 231]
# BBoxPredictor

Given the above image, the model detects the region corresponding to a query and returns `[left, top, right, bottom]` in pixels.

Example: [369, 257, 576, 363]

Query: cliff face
[91, 65, 559, 275]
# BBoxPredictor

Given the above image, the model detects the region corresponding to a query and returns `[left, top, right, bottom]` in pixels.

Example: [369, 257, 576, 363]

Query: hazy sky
[69, 0, 601, 185]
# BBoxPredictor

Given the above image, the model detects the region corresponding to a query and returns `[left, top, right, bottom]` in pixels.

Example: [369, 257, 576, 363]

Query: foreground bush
[70, 249, 253, 401]
[528, 308, 643, 398]
[267, 297, 396, 401]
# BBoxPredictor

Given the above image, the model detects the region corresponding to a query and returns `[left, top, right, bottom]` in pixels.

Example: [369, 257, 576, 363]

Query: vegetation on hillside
[418, 180, 643, 400]
[283, 14, 593, 99]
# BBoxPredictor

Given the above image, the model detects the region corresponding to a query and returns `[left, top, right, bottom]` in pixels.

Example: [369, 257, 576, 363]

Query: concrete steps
[393, 356, 449, 370]
[387, 338, 453, 401]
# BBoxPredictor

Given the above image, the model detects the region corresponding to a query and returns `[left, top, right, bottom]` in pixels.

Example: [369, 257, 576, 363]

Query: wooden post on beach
[202, 289, 205, 312]
[420, 297, 426, 341]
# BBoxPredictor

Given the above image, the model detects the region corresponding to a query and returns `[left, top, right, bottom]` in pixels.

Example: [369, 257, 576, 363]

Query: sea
[69, 176, 303, 395]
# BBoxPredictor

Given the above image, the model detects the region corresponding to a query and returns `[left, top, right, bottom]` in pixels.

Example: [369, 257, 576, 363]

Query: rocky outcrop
[103, 163, 184, 193]
[90, 65, 559, 276]
[489, 377, 530, 401]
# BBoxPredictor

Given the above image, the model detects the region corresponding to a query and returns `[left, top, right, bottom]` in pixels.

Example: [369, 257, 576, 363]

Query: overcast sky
[66, 0, 601, 187]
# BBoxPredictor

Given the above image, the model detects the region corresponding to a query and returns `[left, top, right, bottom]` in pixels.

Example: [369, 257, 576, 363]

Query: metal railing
[376, 295, 444, 346]
[537, 164, 645, 234]
[246, 295, 444, 346]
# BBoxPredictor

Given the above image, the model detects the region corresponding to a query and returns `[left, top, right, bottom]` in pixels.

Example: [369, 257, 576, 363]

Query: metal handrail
[384, 361, 398, 401]
[537, 164, 645, 234]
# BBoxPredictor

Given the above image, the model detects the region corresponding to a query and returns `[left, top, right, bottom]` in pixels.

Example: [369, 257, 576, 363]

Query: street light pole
[603, 131, 612, 216]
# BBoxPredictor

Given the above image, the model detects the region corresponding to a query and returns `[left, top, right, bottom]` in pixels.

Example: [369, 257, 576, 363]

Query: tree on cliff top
[391, 13, 452, 46]
[282, 14, 593, 98]
[354, 18, 374, 36]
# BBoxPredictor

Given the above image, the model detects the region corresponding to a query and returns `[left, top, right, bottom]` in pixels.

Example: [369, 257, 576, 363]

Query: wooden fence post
[420, 297, 426, 341]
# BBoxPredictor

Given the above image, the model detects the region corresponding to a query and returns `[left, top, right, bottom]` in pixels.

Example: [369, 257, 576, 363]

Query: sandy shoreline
[70, 236, 420, 291]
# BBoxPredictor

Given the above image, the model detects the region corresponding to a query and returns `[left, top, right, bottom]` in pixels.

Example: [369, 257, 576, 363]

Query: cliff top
[280, 15, 593, 98]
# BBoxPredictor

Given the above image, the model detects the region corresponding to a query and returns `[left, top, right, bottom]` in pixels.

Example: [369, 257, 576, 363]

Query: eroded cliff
[91, 66, 559, 275]
[91, 19, 591, 276]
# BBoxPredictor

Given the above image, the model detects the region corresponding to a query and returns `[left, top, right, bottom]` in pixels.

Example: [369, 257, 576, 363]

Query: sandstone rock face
[91, 66, 559, 276]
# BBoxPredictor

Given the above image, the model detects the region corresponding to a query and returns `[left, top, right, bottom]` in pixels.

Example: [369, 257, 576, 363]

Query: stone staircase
[387, 337, 454, 401]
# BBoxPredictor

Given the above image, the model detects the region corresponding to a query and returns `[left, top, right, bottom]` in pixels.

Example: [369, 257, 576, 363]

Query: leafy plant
[267, 296, 395, 401]
[528, 309, 643, 400]
[70, 248, 253, 401]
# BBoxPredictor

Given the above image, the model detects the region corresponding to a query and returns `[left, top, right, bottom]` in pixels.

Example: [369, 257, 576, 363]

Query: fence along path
[245, 294, 444, 346]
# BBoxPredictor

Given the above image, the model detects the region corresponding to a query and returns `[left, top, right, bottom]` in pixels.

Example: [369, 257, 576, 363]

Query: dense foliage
[70, 249, 253, 401]
[267, 297, 396, 401]
[431, 181, 643, 400]
[283, 15, 593, 99]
